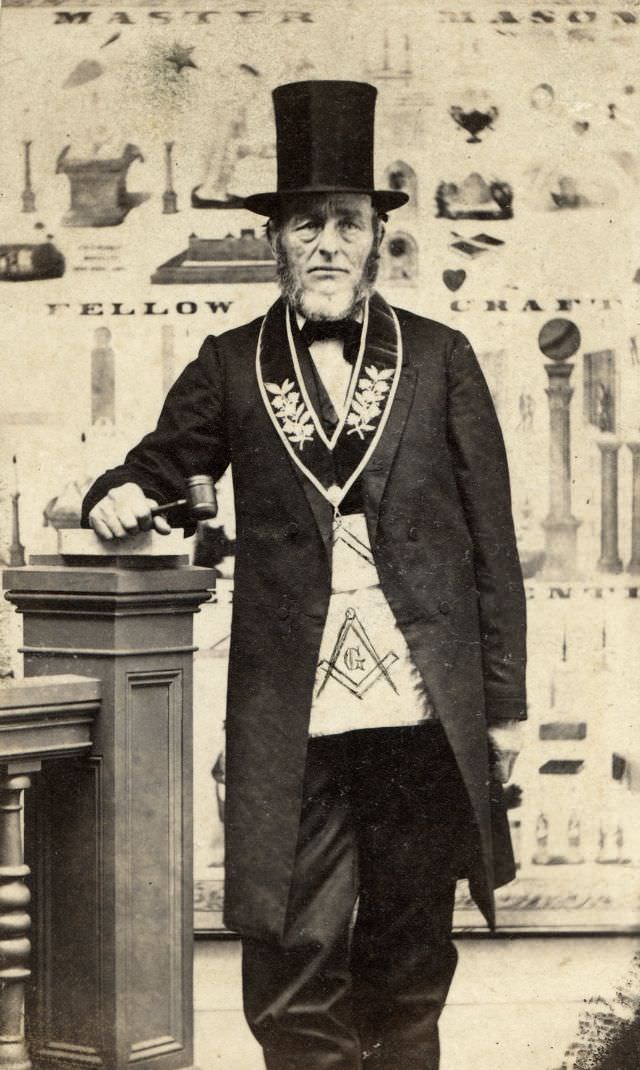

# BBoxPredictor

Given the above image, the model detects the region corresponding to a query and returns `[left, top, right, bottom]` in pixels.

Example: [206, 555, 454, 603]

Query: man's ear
[376, 218, 386, 248]
[266, 219, 277, 254]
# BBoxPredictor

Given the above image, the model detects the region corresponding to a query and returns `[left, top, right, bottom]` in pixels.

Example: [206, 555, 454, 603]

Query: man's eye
[295, 220, 319, 233]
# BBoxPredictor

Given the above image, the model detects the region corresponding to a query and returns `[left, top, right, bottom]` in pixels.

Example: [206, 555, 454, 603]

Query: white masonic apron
[256, 292, 436, 737]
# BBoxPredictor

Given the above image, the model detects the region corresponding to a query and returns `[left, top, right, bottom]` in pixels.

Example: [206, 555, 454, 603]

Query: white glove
[487, 719, 524, 784]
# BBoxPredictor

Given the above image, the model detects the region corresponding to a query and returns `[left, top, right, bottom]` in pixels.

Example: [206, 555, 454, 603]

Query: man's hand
[487, 720, 524, 785]
[88, 482, 171, 540]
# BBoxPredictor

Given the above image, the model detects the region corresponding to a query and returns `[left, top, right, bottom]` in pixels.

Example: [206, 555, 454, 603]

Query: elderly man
[83, 81, 526, 1070]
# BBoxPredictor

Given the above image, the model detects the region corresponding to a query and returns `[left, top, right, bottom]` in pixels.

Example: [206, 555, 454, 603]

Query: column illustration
[539, 319, 582, 579]
[162, 142, 178, 214]
[21, 142, 35, 214]
[627, 442, 640, 573]
[597, 440, 622, 573]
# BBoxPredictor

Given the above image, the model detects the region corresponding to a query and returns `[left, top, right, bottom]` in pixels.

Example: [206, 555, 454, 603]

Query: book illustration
[151, 229, 276, 284]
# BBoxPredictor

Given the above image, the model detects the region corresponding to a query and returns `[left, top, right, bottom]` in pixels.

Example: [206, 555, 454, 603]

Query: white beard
[295, 286, 363, 322]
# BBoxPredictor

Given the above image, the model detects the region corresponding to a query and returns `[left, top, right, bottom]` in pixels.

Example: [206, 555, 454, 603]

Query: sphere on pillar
[538, 318, 582, 580]
[538, 318, 581, 362]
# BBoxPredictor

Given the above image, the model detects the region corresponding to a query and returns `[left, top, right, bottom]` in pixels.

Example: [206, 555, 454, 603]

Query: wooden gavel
[150, 474, 218, 520]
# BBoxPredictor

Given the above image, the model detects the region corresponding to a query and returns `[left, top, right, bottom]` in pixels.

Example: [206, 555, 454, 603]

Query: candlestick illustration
[163, 142, 178, 214]
[538, 319, 582, 579]
[78, 431, 93, 495]
[21, 140, 36, 213]
[627, 442, 640, 572]
[597, 440, 622, 573]
[9, 457, 25, 567]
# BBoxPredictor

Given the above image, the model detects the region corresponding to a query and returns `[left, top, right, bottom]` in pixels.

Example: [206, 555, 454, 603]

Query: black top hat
[243, 80, 408, 216]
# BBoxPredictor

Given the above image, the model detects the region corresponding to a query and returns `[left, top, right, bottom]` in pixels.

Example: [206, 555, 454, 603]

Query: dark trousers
[242, 723, 475, 1070]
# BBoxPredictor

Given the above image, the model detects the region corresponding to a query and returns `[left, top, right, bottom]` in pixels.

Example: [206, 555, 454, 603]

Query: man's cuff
[488, 719, 524, 745]
[485, 695, 528, 725]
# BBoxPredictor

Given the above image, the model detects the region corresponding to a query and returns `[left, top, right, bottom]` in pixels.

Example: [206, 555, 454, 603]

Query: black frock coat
[82, 295, 527, 938]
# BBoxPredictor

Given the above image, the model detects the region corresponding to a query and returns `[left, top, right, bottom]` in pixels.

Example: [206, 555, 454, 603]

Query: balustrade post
[0, 764, 38, 1070]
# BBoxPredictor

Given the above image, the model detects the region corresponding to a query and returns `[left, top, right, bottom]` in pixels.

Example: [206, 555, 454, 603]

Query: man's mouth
[308, 267, 349, 274]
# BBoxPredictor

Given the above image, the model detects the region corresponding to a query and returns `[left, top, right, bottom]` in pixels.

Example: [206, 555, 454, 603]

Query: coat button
[407, 525, 419, 541]
[286, 522, 299, 538]
[277, 605, 289, 620]
[439, 600, 451, 615]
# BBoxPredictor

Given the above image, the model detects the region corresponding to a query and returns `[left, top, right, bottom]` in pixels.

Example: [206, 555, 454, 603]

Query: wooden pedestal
[4, 545, 215, 1070]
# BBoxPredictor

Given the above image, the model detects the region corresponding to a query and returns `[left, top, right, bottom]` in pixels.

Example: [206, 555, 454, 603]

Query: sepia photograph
[0, 1, 640, 1068]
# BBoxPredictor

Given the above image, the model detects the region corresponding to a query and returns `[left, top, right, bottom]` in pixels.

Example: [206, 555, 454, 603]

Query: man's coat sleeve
[445, 330, 527, 725]
[81, 335, 230, 532]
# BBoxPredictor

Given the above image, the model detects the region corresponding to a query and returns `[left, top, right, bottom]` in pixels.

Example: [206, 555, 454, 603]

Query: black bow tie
[300, 318, 362, 364]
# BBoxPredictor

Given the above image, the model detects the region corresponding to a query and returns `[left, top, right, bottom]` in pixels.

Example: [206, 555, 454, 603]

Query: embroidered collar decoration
[256, 292, 403, 509]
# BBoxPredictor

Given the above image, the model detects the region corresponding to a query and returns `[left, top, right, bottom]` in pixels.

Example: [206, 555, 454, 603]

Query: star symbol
[165, 44, 198, 74]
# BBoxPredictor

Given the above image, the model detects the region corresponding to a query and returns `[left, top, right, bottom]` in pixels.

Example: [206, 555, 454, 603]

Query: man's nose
[317, 221, 340, 258]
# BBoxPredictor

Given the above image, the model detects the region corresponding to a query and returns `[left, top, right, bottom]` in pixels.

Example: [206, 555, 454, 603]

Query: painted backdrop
[1, 0, 640, 934]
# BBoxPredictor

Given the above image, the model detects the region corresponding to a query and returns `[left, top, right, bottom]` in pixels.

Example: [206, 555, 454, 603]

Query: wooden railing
[3, 531, 215, 1070]
[0, 675, 100, 1070]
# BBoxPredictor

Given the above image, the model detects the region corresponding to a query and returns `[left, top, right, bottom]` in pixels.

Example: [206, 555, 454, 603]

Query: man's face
[270, 193, 381, 321]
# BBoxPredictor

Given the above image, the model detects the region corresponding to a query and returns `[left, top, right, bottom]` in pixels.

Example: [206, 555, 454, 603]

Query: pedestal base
[540, 516, 581, 580]
[5, 551, 215, 1070]
[597, 555, 623, 574]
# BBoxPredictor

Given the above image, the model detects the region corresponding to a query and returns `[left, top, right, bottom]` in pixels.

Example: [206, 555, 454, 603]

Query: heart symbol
[443, 269, 466, 292]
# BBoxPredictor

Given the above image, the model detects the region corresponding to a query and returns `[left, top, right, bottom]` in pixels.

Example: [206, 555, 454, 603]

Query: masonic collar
[256, 292, 402, 509]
